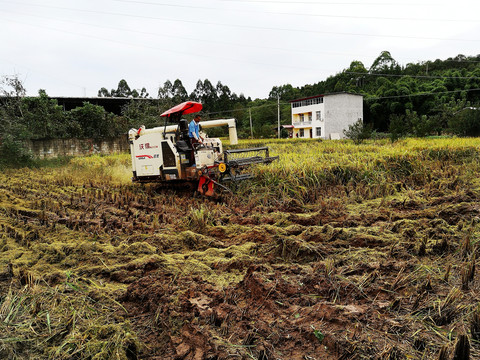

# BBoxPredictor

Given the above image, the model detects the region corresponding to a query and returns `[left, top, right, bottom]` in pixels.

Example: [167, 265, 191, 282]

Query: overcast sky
[1, 0, 479, 100]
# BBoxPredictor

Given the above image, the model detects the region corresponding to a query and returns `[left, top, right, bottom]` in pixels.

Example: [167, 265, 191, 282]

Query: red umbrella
[160, 101, 203, 117]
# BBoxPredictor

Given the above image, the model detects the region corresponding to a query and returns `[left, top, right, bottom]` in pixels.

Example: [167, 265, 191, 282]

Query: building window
[299, 129, 304, 137]
[316, 127, 322, 137]
[291, 96, 323, 108]
[308, 112, 312, 122]
[299, 114, 304, 122]
[316, 111, 321, 121]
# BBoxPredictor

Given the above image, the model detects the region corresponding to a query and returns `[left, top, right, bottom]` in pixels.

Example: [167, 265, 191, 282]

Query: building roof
[289, 92, 363, 103]
[50, 96, 155, 115]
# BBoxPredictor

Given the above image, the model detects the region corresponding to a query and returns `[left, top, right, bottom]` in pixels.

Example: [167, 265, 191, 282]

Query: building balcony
[293, 121, 312, 127]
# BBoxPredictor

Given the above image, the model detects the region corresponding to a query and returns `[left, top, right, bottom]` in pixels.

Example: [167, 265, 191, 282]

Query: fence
[23, 137, 129, 159]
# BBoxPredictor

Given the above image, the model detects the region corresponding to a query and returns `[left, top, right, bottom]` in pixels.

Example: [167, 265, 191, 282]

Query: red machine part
[197, 176, 215, 196]
[160, 101, 203, 117]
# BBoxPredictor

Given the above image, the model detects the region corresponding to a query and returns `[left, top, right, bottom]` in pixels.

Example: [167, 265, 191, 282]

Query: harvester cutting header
[128, 101, 278, 196]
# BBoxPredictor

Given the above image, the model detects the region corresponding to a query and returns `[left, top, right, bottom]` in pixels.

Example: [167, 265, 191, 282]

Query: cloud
[0, 0, 479, 99]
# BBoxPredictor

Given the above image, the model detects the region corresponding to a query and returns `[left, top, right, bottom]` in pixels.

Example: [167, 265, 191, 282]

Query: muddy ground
[1, 158, 480, 359]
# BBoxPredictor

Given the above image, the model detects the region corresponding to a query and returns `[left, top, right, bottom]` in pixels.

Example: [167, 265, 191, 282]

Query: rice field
[1, 137, 480, 359]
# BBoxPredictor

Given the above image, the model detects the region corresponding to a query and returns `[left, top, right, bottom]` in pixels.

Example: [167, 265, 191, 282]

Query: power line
[206, 88, 480, 116]
[419, 58, 480, 64]
[1, 1, 479, 42]
[0, 57, 86, 93]
[0, 16, 325, 73]
[345, 72, 480, 80]
[204, 101, 295, 116]
[219, 0, 431, 5]
[366, 88, 480, 100]
[111, 0, 479, 23]
[0, 8, 374, 61]
[5, 7, 480, 69]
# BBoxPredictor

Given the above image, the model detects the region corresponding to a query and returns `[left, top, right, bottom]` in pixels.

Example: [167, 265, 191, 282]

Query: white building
[286, 92, 364, 140]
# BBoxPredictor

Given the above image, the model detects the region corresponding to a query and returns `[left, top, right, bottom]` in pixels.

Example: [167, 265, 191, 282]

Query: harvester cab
[128, 101, 278, 196]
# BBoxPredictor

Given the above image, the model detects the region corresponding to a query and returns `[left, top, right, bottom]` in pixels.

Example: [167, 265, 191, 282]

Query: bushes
[68, 102, 123, 139]
[0, 134, 32, 168]
[448, 108, 480, 136]
[343, 119, 373, 144]
[2, 87, 126, 143]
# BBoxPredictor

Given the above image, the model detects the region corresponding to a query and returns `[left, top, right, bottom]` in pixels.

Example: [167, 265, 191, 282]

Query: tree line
[271, 51, 480, 137]
[1, 50, 480, 165]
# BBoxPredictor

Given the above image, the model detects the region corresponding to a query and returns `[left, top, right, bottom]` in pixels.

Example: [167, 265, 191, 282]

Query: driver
[188, 113, 204, 145]
[188, 113, 204, 165]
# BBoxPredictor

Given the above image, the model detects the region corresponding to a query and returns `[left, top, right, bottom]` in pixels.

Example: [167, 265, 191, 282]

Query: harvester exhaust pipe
[199, 118, 238, 145]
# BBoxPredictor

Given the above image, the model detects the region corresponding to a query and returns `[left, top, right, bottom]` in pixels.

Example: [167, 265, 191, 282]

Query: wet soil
[1, 166, 480, 359]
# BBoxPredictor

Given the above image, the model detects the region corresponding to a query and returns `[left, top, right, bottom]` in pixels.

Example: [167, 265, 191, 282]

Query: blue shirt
[188, 120, 200, 139]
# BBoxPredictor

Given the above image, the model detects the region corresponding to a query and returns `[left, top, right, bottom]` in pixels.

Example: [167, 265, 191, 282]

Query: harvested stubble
[1, 138, 480, 359]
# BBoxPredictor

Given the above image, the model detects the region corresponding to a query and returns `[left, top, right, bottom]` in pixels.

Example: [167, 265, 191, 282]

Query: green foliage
[68, 102, 119, 139]
[406, 110, 429, 137]
[274, 51, 480, 134]
[121, 99, 161, 129]
[343, 119, 373, 144]
[21, 90, 66, 139]
[98, 79, 149, 98]
[448, 107, 480, 136]
[0, 76, 33, 167]
[0, 75, 26, 136]
[0, 134, 32, 168]
[269, 84, 300, 101]
[172, 79, 188, 104]
[370, 51, 400, 74]
[313, 329, 325, 343]
[4, 51, 480, 148]
[388, 114, 408, 143]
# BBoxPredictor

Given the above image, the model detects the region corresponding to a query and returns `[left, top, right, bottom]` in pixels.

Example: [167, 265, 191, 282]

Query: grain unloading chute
[128, 101, 278, 196]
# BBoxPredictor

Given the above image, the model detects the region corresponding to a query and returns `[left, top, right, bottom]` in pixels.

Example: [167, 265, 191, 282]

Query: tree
[200, 79, 217, 111]
[343, 119, 373, 144]
[172, 79, 188, 104]
[448, 107, 480, 136]
[98, 80, 147, 98]
[0, 74, 26, 130]
[158, 80, 173, 100]
[190, 79, 204, 102]
[370, 51, 400, 74]
[407, 110, 431, 137]
[138, 87, 149, 98]
[269, 84, 297, 101]
[431, 99, 466, 135]
[111, 79, 133, 97]
[0, 75, 32, 167]
[97, 87, 111, 97]
[249, 99, 277, 137]
[348, 60, 368, 74]
[122, 99, 161, 129]
[21, 90, 66, 139]
[216, 81, 232, 113]
[388, 113, 408, 142]
[344, 61, 368, 92]
[68, 102, 118, 139]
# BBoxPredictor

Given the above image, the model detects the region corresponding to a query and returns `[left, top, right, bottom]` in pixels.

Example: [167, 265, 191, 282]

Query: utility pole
[277, 94, 280, 139]
[249, 108, 253, 139]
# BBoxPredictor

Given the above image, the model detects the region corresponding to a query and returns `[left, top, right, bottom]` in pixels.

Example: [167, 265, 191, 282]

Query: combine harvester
[128, 101, 278, 196]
